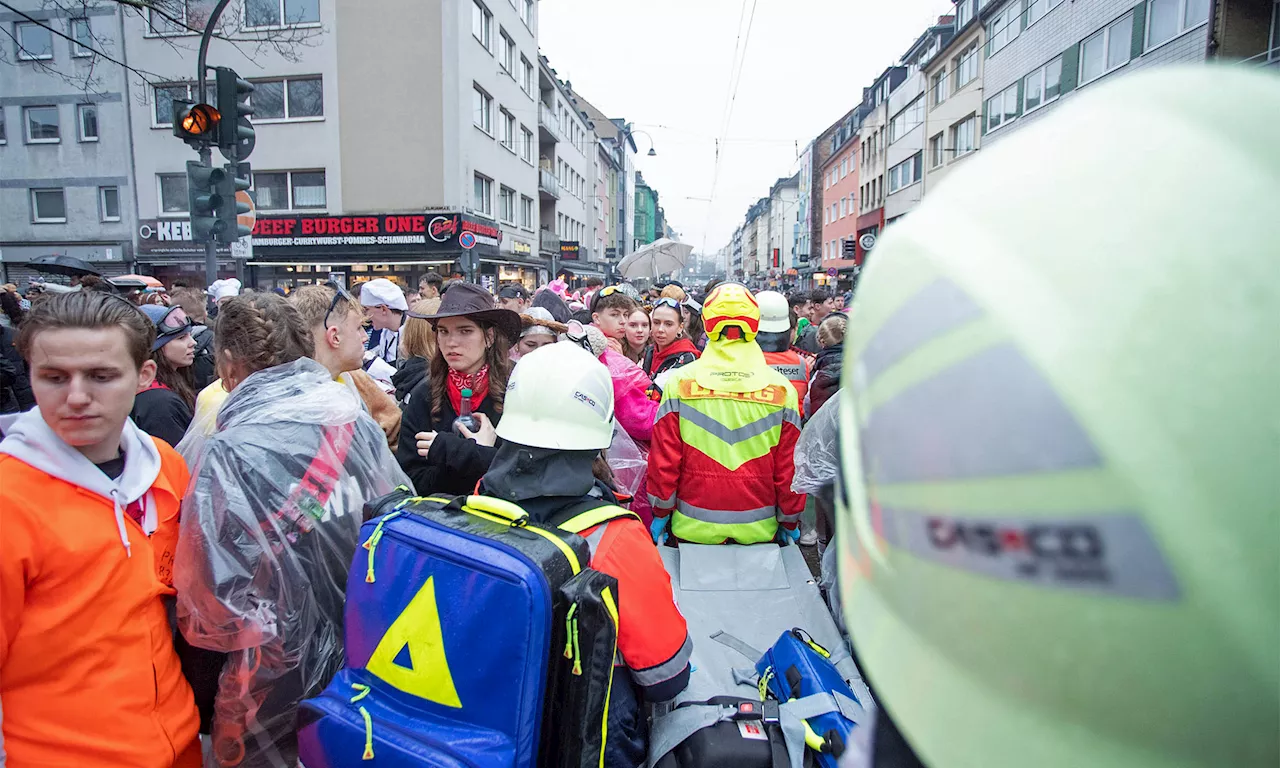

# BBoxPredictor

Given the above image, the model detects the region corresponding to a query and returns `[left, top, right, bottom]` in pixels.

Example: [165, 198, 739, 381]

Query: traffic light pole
[195, 0, 234, 287]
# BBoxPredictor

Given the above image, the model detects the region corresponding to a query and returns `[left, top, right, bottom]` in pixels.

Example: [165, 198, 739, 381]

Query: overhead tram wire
[703, 0, 759, 257]
[0, 0, 169, 87]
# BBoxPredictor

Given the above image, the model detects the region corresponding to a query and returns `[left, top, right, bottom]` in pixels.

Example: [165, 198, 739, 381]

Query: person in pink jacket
[578, 322, 658, 525]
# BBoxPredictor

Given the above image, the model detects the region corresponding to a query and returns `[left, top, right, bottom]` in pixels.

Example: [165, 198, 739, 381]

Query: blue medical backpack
[757, 629, 864, 768]
[297, 490, 634, 768]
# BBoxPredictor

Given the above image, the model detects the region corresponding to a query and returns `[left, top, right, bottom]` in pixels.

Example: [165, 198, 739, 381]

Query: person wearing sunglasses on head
[641, 297, 700, 397]
[289, 283, 403, 452]
[131, 304, 198, 447]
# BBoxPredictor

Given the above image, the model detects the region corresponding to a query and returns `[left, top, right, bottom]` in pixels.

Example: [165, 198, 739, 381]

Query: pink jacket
[600, 348, 659, 443]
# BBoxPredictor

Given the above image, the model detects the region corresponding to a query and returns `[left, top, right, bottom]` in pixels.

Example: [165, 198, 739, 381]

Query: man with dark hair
[0, 291, 202, 767]
[419, 271, 444, 301]
[591, 287, 639, 353]
[497, 283, 531, 313]
[788, 292, 813, 341]
[796, 288, 836, 353]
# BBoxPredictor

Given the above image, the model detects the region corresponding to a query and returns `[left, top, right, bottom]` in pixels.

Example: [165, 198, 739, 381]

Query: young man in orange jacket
[0, 291, 201, 768]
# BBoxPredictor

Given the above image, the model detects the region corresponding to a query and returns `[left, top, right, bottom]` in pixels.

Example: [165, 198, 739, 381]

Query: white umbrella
[616, 238, 694, 280]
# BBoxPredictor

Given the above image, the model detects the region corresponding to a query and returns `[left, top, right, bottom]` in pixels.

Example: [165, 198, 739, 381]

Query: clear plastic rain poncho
[792, 393, 840, 496]
[175, 357, 412, 768]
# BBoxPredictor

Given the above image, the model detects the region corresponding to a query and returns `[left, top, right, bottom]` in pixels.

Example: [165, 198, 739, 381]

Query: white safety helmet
[497, 341, 615, 450]
[755, 290, 791, 334]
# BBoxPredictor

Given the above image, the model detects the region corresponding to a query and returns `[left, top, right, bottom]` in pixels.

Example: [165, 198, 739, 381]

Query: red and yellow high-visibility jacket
[647, 342, 805, 544]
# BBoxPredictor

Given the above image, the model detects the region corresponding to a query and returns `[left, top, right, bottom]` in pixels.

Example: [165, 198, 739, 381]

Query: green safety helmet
[836, 65, 1279, 768]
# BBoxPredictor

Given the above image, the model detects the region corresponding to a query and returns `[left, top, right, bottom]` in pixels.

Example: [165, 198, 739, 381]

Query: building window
[521, 56, 535, 97]
[24, 106, 60, 143]
[158, 173, 189, 214]
[495, 108, 514, 151]
[245, 0, 320, 28]
[521, 0, 533, 27]
[956, 0, 973, 27]
[521, 126, 534, 163]
[499, 186, 516, 223]
[71, 18, 93, 57]
[99, 186, 121, 222]
[986, 82, 1019, 132]
[521, 195, 534, 228]
[77, 104, 99, 141]
[251, 170, 326, 210]
[250, 76, 323, 120]
[889, 96, 924, 143]
[500, 30, 515, 72]
[1023, 56, 1063, 112]
[1146, 0, 1210, 49]
[472, 0, 492, 50]
[950, 114, 976, 156]
[952, 42, 978, 93]
[31, 189, 67, 223]
[473, 85, 492, 134]
[929, 132, 945, 168]
[1081, 12, 1135, 85]
[16, 21, 54, 60]
[888, 153, 922, 193]
[147, 0, 192, 36]
[0, 111, 6, 144]
[987, 3, 1022, 54]
[931, 71, 946, 106]
[153, 83, 194, 127]
[474, 173, 492, 215]
[1026, 0, 1065, 27]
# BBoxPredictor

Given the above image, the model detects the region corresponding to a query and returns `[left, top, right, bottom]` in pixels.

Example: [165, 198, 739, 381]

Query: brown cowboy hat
[413, 282, 521, 343]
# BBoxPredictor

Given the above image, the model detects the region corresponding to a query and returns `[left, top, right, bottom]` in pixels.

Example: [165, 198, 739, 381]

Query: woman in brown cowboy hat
[394, 283, 521, 495]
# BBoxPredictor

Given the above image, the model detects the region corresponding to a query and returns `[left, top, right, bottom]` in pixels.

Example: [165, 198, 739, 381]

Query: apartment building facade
[819, 117, 861, 291]
[1, 0, 135, 284]
[855, 66, 907, 264]
[980, 0, 1214, 147]
[885, 18, 955, 224]
[923, 1, 987, 194]
[766, 175, 799, 276]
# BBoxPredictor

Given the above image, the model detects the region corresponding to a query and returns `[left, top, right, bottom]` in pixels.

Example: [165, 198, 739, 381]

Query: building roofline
[902, 17, 955, 62]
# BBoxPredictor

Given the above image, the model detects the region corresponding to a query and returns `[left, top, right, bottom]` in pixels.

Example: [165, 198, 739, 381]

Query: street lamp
[627, 126, 658, 157]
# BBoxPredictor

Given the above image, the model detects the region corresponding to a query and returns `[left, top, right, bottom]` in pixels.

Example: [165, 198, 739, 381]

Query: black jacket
[392, 355, 429, 406]
[796, 323, 822, 354]
[131, 387, 193, 447]
[808, 343, 843, 417]
[396, 379, 501, 495]
[0, 326, 34, 414]
[190, 326, 217, 391]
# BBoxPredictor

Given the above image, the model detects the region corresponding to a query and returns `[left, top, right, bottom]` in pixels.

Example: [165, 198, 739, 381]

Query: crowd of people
[0, 264, 844, 768]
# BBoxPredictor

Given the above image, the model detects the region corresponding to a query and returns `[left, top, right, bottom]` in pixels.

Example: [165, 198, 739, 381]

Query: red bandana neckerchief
[447, 365, 490, 415]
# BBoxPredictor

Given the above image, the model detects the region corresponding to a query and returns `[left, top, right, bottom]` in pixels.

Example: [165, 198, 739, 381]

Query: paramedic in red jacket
[647, 283, 805, 545]
[480, 341, 691, 767]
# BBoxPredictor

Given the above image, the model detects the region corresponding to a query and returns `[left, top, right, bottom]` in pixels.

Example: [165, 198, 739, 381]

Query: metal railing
[538, 103, 561, 142]
[539, 169, 560, 198]
[540, 229, 561, 254]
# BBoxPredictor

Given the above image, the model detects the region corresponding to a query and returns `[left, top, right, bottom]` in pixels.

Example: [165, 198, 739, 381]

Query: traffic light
[187, 160, 228, 243]
[218, 162, 253, 240]
[215, 66, 255, 161]
[172, 98, 220, 147]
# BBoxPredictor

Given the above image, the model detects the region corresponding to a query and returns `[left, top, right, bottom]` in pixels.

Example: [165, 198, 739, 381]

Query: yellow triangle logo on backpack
[366, 575, 462, 708]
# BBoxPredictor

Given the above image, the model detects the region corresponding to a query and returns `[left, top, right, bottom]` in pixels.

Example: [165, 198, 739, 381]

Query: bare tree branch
[0, 0, 165, 91]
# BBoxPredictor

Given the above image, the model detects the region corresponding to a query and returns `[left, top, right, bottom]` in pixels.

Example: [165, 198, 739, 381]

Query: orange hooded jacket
[0, 409, 200, 768]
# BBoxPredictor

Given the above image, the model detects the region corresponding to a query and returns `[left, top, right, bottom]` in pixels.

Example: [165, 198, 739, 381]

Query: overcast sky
[538, 0, 953, 257]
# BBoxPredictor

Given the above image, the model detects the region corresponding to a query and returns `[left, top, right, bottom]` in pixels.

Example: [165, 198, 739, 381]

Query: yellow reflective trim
[366, 574, 462, 708]
[523, 524, 581, 574]
[559, 504, 638, 534]
[671, 511, 778, 545]
[599, 587, 620, 768]
[462, 495, 530, 524]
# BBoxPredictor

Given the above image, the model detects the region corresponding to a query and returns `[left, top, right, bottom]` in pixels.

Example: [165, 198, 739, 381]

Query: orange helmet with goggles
[702, 283, 760, 342]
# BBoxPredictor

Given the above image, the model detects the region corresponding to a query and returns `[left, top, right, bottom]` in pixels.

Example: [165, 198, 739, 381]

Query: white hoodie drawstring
[110, 488, 132, 558]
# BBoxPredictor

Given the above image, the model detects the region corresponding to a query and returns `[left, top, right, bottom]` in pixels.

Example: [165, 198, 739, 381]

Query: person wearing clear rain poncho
[174, 292, 411, 768]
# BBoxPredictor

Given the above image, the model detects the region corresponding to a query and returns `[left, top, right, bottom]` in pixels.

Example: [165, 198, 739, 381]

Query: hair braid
[216, 293, 313, 380]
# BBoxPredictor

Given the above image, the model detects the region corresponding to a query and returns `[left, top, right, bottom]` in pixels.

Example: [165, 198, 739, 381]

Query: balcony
[539, 169, 560, 200]
[540, 229, 561, 255]
[538, 103, 560, 144]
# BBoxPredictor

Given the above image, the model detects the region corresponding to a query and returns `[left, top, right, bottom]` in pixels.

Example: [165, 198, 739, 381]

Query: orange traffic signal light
[181, 103, 220, 135]
[172, 100, 220, 144]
